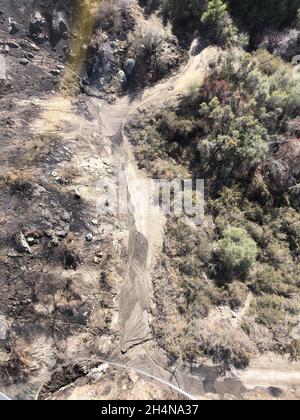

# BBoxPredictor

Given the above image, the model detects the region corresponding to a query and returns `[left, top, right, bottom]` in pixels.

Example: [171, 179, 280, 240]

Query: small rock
[103, 159, 111, 167]
[292, 324, 300, 340]
[14, 231, 31, 254]
[106, 167, 114, 175]
[56, 230, 68, 239]
[29, 11, 46, 39]
[87, 364, 109, 383]
[86, 233, 93, 242]
[1, 44, 9, 53]
[25, 52, 35, 60]
[124, 58, 136, 76]
[54, 176, 64, 184]
[26, 237, 36, 245]
[91, 219, 98, 226]
[29, 43, 40, 51]
[44, 229, 54, 238]
[93, 256, 100, 264]
[0, 318, 8, 340]
[20, 58, 29, 66]
[9, 19, 20, 35]
[73, 188, 81, 200]
[33, 184, 46, 197]
[7, 41, 20, 49]
[110, 41, 118, 49]
[110, 70, 127, 92]
[50, 236, 59, 247]
[50, 69, 60, 76]
[60, 210, 71, 222]
[52, 10, 68, 41]
[231, 310, 237, 319]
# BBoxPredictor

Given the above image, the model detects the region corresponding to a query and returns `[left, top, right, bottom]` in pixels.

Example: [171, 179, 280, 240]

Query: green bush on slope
[228, 0, 300, 37]
[201, 0, 240, 46]
[217, 227, 257, 280]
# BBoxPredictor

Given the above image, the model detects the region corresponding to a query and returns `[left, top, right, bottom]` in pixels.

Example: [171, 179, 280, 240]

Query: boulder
[9, 18, 20, 35]
[124, 58, 136, 76]
[50, 69, 60, 76]
[29, 11, 46, 40]
[73, 188, 81, 200]
[7, 41, 20, 49]
[0, 55, 5, 79]
[20, 58, 29, 65]
[14, 231, 31, 254]
[86, 233, 93, 242]
[51, 11, 68, 44]
[25, 52, 35, 60]
[29, 43, 40, 52]
[0, 317, 8, 340]
[110, 70, 127, 92]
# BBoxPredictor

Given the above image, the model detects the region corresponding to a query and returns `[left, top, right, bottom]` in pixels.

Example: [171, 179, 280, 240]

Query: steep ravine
[98, 39, 218, 358]
[96, 40, 300, 399]
[1, 0, 300, 400]
[3, 32, 299, 399]
[94, 41, 249, 399]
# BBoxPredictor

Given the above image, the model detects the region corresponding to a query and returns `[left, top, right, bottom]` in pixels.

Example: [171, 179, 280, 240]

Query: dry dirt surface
[37, 361, 182, 400]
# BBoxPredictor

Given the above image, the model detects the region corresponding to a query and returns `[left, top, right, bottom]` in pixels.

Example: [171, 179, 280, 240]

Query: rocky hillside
[0, 0, 188, 401]
[127, 0, 300, 387]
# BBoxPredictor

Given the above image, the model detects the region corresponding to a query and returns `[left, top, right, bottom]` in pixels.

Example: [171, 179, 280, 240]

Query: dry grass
[0, 168, 39, 192]
[57, 164, 81, 184]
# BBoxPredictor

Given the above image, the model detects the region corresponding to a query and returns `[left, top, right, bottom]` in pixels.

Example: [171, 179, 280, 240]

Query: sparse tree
[201, 0, 238, 46]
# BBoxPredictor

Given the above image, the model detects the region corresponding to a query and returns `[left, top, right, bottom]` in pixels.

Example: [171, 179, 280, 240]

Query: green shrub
[252, 265, 287, 296]
[201, 0, 239, 46]
[199, 330, 252, 369]
[195, 238, 213, 264]
[162, 0, 206, 26]
[167, 222, 198, 256]
[279, 208, 300, 251]
[227, 281, 249, 309]
[254, 49, 288, 76]
[181, 274, 225, 318]
[288, 340, 300, 361]
[245, 221, 270, 248]
[158, 111, 197, 143]
[217, 227, 257, 280]
[180, 255, 203, 277]
[228, 0, 300, 37]
[187, 289, 213, 318]
[265, 241, 293, 270]
[254, 295, 286, 327]
[197, 94, 269, 176]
